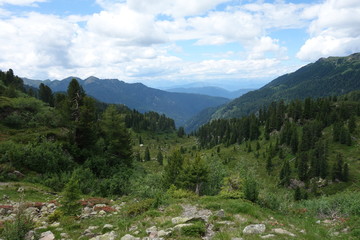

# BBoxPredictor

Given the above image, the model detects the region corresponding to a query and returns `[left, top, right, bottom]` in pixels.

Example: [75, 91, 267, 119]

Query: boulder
[90, 231, 117, 240]
[216, 209, 225, 218]
[272, 228, 296, 237]
[120, 234, 140, 240]
[171, 217, 192, 224]
[39, 231, 55, 240]
[103, 224, 114, 231]
[243, 224, 266, 234]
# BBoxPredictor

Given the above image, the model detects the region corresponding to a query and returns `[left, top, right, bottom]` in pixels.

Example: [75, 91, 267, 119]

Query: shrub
[1, 204, 33, 240]
[166, 185, 197, 199]
[181, 222, 206, 237]
[125, 199, 155, 217]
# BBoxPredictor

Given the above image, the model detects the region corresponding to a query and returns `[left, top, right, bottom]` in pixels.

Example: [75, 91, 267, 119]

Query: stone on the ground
[120, 234, 140, 240]
[216, 209, 225, 218]
[272, 228, 296, 237]
[173, 223, 193, 230]
[261, 234, 275, 239]
[171, 217, 192, 224]
[90, 231, 117, 240]
[103, 224, 114, 231]
[243, 224, 266, 234]
[39, 231, 55, 240]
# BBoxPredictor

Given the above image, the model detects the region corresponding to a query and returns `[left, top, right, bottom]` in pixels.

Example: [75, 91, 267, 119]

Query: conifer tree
[266, 156, 273, 174]
[294, 186, 302, 201]
[179, 156, 209, 195]
[298, 152, 308, 181]
[279, 160, 291, 186]
[343, 163, 349, 182]
[164, 150, 184, 187]
[348, 115, 356, 133]
[144, 147, 151, 161]
[157, 150, 163, 165]
[61, 176, 82, 216]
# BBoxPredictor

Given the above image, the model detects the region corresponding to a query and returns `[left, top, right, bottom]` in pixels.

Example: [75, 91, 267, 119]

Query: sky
[0, 0, 359, 90]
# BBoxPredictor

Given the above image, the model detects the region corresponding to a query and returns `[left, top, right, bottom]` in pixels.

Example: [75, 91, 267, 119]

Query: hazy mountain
[166, 86, 254, 99]
[23, 76, 229, 127]
[185, 52, 360, 132]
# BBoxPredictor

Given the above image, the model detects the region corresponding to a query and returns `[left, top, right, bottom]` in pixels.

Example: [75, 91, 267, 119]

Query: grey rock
[231, 238, 244, 240]
[216, 209, 225, 218]
[90, 231, 117, 240]
[25, 230, 36, 240]
[272, 228, 296, 237]
[157, 230, 171, 237]
[261, 234, 276, 239]
[39, 231, 55, 240]
[173, 223, 193, 230]
[243, 224, 266, 234]
[103, 224, 114, 231]
[146, 226, 157, 234]
[120, 234, 140, 240]
[171, 217, 192, 224]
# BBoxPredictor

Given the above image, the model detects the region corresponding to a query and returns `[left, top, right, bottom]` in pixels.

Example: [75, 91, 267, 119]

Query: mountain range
[23, 77, 229, 127]
[166, 86, 254, 99]
[185, 53, 360, 132]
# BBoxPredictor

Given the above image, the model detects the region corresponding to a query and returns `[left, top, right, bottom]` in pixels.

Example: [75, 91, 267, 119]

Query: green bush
[1, 204, 34, 240]
[125, 199, 155, 217]
[166, 185, 197, 199]
[181, 222, 206, 237]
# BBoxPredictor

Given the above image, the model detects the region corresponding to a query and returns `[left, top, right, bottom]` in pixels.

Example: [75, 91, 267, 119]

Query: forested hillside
[186, 53, 360, 132]
[1, 69, 360, 240]
[23, 77, 229, 127]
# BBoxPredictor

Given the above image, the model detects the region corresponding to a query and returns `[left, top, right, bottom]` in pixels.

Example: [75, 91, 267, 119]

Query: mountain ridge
[185, 53, 360, 132]
[23, 77, 229, 127]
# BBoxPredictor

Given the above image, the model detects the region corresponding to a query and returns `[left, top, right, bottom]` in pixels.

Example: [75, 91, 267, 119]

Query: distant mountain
[186, 52, 360, 132]
[166, 86, 254, 99]
[23, 77, 229, 127]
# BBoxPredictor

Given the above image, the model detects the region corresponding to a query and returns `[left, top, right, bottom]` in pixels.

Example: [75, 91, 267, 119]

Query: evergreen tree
[294, 186, 302, 201]
[67, 78, 85, 122]
[244, 177, 259, 203]
[343, 163, 349, 182]
[144, 147, 151, 161]
[348, 115, 356, 133]
[279, 160, 291, 186]
[101, 105, 133, 168]
[164, 150, 184, 187]
[39, 83, 54, 106]
[266, 156, 273, 174]
[177, 127, 185, 138]
[298, 152, 309, 181]
[179, 156, 209, 195]
[157, 150, 163, 165]
[332, 153, 343, 181]
[60, 176, 82, 216]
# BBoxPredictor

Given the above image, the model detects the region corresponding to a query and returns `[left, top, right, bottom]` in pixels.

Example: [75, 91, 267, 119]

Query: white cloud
[0, 0, 46, 6]
[297, 0, 360, 61]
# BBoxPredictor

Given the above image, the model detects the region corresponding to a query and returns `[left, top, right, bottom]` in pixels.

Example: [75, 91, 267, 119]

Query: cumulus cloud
[0, 0, 47, 6]
[297, 0, 360, 61]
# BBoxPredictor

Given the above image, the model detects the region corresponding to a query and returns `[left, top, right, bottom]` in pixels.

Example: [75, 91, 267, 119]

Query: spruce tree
[157, 150, 163, 165]
[343, 163, 349, 182]
[60, 176, 82, 216]
[279, 160, 291, 186]
[144, 147, 150, 161]
[294, 186, 302, 201]
[348, 115, 356, 133]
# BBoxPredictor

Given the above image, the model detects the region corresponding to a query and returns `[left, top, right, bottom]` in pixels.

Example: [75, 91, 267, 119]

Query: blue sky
[0, 0, 359, 89]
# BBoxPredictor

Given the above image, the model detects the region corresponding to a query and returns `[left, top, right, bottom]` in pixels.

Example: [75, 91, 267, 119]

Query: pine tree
[178, 156, 209, 195]
[144, 147, 150, 161]
[294, 186, 302, 201]
[157, 150, 163, 165]
[343, 163, 349, 182]
[298, 152, 308, 181]
[348, 115, 356, 133]
[244, 177, 259, 202]
[279, 160, 291, 186]
[39, 83, 54, 106]
[266, 156, 273, 174]
[164, 150, 184, 187]
[177, 127, 185, 138]
[332, 153, 343, 181]
[60, 176, 82, 216]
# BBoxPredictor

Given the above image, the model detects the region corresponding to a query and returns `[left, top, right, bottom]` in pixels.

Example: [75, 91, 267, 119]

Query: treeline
[0, 69, 175, 196]
[196, 93, 360, 193]
[125, 110, 175, 133]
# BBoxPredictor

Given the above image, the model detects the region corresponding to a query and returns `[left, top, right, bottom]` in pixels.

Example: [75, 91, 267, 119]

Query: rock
[25, 230, 36, 240]
[146, 226, 157, 234]
[83, 207, 92, 214]
[216, 209, 225, 218]
[231, 238, 244, 240]
[173, 223, 193, 230]
[50, 222, 60, 227]
[103, 224, 114, 231]
[25, 207, 39, 217]
[60, 233, 69, 238]
[95, 204, 107, 208]
[261, 234, 275, 239]
[90, 231, 117, 240]
[272, 228, 296, 237]
[235, 215, 247, 223]
[171, 217, 192, 224]
[217, 221, 235, 225]
[120, 234, 140, 240]
[98, 210, 107, 216]
[316, 220, 321, 224]
[243, 224, 266, 234]
[88, 226, 99, 231]
[129, 225, 138, 232]
[39, 231, 55, 240]
[157, 230, 171, 237]
[17, 187, 24, 193]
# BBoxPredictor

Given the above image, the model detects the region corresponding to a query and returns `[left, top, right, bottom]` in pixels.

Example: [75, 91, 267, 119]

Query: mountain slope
[186, 53, 360, 132]
[166, 86, 254, 99]
[23, 77, 229, 127]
